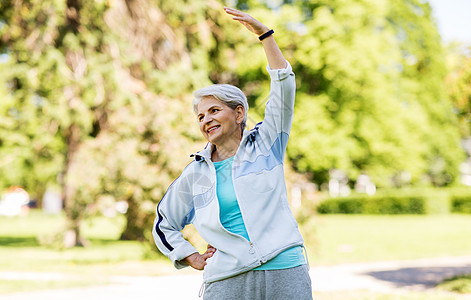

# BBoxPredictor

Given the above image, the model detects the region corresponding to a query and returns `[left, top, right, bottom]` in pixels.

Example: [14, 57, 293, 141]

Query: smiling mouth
[207, 125, 220, 134]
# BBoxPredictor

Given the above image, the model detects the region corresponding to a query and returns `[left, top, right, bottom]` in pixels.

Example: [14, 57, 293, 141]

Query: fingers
[223, 7, 244, 16]
[202, 252, 213, 261]
[224, 7, 250, 22]
[185, 247, 217, 271]
[223, 7, 269, 35]
[201, 245, 216, 265]
[204, 246, 216, 258]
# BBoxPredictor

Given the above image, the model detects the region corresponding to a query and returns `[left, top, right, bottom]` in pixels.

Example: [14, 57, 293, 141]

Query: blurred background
[1, 0, 471, 299]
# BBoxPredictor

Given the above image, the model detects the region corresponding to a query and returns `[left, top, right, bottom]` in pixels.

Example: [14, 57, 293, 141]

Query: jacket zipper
[230, 161, 261, 263]
[207, 150, 264, 267]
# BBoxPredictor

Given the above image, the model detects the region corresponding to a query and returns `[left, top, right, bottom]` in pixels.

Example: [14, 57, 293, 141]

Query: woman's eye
[212, 109, 219, 113]
[198, 116, 204, 121]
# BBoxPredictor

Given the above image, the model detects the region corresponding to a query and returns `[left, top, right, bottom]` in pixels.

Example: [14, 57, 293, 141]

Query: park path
[1, 255, 471, 299]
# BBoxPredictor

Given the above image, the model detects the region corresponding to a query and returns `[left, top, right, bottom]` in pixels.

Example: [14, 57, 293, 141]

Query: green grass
[0, 210, 175, 294]
[0, 211, 149, 272]
[0, 279, 111, 294]
[2, 210, 471, 297]
[437, 274, 471, 294]
[301, 214, 471, 265]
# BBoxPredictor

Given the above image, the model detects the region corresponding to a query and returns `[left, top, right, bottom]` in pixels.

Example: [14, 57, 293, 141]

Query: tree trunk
[62, 124, 85, 247]
[120, 196, 150, 241]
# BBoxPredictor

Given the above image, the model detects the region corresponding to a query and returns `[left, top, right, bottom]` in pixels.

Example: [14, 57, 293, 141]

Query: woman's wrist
[184, 252, 199, 264]
[257, 27, 271, 36]
[259, 29, 274, 41]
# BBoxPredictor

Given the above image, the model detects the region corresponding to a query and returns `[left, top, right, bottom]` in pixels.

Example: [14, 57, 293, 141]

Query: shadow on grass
[0, 236, 40, 247]
[365, 264, 471, 289]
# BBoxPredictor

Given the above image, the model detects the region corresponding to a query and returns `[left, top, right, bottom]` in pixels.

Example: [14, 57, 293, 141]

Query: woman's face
[197, 96, 244, 146]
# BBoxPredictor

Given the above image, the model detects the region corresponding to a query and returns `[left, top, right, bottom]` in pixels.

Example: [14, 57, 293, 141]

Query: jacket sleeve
[152, 169, 197, 269]
[257, 61, 296, 160]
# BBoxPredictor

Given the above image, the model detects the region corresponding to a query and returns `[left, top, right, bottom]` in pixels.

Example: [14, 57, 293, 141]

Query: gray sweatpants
[203, 265, 313, 300]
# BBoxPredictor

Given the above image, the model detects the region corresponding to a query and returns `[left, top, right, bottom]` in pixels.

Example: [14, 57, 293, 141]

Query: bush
[452, 196, 471, 213]
[317, 194, 426, 214]
[316, 187, 471, 215]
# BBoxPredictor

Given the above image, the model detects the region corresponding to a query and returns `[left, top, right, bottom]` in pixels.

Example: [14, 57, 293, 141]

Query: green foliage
[316, 187, 471, 214]
[452, 196, 471, 213]
[0, 0, 122, 237]
[317, 194, 426, 214]
[0, 0, 467, 243]
[386, 0, 464, 187]
[0, 0, 231, 243]
[437, 274, 471, 294]
[445, 44, 471, 137]
[254, 0, 464, 188]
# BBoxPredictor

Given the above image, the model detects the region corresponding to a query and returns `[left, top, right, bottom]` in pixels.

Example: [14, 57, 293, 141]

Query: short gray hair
[193, 84, 249, 129]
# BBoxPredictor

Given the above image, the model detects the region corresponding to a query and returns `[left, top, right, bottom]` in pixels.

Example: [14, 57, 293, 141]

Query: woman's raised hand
[224, 7, 270, 36]
[223, 7, 286, 69]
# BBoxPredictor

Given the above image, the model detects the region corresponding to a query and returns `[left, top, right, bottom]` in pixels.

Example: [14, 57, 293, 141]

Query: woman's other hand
[184, 245, 217, 270]
[224, 7, 269, 36]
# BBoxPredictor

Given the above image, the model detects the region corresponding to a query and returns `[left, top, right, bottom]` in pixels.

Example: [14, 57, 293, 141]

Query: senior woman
[153, 7, 312, 300]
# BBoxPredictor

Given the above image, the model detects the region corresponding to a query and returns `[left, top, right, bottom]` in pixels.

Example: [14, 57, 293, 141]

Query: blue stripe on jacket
[234, 132, 288, 179]
[155, 199, 174, 252]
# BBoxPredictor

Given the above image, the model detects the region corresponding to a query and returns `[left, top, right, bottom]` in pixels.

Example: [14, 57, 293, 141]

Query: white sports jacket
[152, 61, 304, 283]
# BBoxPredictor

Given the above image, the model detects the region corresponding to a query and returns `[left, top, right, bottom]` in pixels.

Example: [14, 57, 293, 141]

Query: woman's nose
[203, 115, 213, 124]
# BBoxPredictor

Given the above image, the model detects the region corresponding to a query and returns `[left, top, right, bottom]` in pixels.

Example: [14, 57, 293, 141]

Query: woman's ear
[235, 105, 245, 124]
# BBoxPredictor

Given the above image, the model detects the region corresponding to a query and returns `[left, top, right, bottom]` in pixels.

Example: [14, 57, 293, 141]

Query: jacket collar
[190, 142, 213, 162]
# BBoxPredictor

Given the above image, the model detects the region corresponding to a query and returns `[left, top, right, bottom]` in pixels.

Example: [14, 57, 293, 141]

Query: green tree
[445, 44, 471, 138]
[0, 0, 247, 244]
[386, 0, 464, 186]
[232, 0, 464, 188]
[1, 0, 465, 246]
[0, 0, 128, 245]
[0, 0, 66, 201]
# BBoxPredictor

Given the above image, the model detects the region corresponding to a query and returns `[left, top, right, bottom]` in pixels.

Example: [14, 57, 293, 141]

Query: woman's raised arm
[224, 7, 287, 70]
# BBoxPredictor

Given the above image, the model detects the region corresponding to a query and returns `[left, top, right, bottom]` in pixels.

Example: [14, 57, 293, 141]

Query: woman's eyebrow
[199, 105, 222, 115]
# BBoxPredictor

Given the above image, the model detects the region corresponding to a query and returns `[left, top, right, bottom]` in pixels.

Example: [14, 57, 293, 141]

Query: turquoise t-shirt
[213, 156, 305, 270]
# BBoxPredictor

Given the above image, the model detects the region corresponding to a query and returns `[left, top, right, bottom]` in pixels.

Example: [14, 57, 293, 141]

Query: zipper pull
[249, 242, 255, 254]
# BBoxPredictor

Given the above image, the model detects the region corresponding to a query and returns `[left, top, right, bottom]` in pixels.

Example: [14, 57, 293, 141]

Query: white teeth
[208, 126, 219, 133]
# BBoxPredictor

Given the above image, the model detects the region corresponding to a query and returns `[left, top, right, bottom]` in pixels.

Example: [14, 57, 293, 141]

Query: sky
[427, 0, 471, 43]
